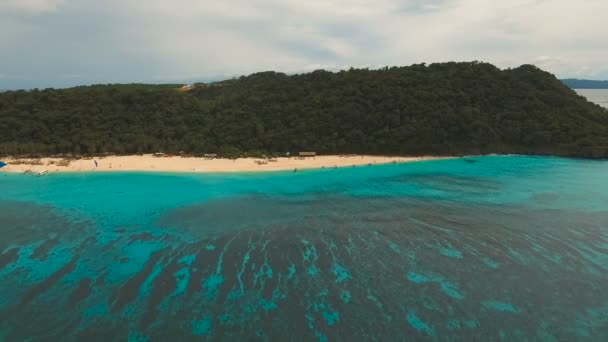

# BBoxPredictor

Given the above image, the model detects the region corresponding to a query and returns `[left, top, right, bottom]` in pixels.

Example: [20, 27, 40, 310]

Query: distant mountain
[561, 79, 608, 89]
[1, 62, 607, 159]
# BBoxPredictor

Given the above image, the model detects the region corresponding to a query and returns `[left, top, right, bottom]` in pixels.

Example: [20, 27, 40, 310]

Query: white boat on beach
[37, 170, 48, 176]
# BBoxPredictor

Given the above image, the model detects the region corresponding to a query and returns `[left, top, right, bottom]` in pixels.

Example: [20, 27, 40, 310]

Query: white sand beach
[0, 155, 447, 174]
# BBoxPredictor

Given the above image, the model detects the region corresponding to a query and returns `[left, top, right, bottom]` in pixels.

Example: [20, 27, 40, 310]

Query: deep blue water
[1, 155, 607, 340]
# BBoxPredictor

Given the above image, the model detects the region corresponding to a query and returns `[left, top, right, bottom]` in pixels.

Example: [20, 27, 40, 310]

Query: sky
[1, 0, 607, 89]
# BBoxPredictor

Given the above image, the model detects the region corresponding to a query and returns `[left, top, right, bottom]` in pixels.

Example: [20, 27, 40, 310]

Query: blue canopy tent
[0, 161, 6, 168]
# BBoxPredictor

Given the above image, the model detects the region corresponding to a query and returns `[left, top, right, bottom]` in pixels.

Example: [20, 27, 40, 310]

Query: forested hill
[1, 62, 607, 159]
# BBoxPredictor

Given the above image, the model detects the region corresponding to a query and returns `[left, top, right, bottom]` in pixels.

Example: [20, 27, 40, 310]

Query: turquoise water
[1, 155, 607, 340]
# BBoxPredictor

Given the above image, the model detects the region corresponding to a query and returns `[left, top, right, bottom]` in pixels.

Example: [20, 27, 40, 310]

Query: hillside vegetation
[1, 62, 607, 158]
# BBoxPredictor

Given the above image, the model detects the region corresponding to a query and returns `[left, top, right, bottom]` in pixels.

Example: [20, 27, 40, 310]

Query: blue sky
[1, 0, 607, 89]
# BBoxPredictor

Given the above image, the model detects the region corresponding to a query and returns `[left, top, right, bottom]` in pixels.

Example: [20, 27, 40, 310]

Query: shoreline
[0, 155, 450, 174]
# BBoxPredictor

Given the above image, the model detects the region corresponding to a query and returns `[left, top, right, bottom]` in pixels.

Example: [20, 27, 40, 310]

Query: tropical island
[1, 62, 607, 172]
[561, 79, 608, 89]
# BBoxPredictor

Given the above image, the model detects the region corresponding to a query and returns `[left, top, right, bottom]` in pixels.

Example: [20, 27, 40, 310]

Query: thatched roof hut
[298, 152, 316, 157]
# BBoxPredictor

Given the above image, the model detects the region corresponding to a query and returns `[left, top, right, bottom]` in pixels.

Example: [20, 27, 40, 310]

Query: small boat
[37, 170, 48, 176]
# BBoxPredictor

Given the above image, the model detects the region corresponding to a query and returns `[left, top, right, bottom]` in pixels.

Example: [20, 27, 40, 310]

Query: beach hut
[298, 152, 316, 160]
[204, 153, 217, 159]
[298, 152, 316, 157]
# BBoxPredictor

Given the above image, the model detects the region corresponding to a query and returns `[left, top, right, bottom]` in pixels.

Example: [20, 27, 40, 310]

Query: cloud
[1, 0, 607, 88]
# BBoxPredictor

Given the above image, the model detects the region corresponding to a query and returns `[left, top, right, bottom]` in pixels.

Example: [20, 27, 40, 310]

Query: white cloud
[1, 0, 607, 88]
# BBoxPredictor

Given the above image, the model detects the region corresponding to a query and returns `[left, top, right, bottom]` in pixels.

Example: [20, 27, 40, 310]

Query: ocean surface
[575, 88, 608, 108]
[1, 155, 607, 341]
